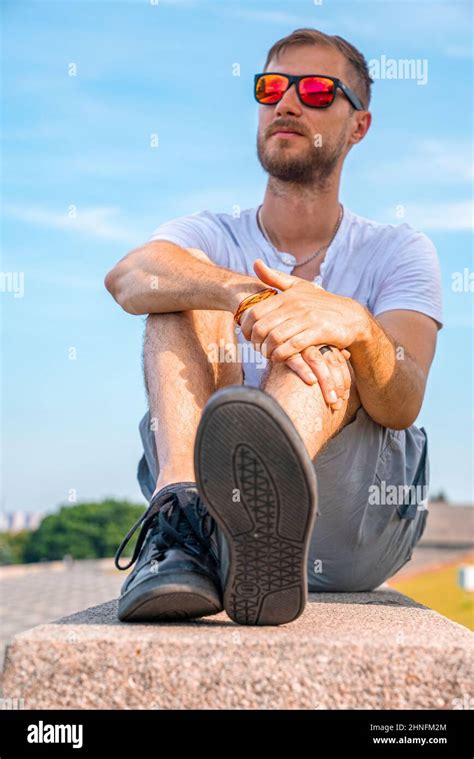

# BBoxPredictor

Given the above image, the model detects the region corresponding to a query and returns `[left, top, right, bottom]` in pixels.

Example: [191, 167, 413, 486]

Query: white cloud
[387, 200, 473, 231]
[366, 139, 473, 185]
[420, 140, 474, 183]
[3, 204, 140, 245]
[443, 44, 473, 60]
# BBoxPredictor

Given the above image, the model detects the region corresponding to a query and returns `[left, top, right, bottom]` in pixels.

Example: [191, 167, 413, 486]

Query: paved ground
[0, 559, 123, 671]
[1, 542, 472, 673]
[3, 589, 472, 709]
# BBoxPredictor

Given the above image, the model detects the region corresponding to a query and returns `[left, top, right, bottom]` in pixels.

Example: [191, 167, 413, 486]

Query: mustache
[266, 121, 307, 137]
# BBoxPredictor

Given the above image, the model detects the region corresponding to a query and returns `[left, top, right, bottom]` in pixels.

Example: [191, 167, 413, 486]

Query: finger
[322, 346, 350, 364]
[285, 353, 318, 385]
[239, 293, 284, 340]
[251, 314, 297, 356]
[320, 347, 352, 397]
[271, 328, 323, 363]
[324, 350, 347, 398]
[300, 347, 339, 406]
[253, 258, 299, 291]
[327, 348, 351, 395]
[259, 317, 311, 359]
[338, 355, 352, 394]
[314, 348, 346, 399]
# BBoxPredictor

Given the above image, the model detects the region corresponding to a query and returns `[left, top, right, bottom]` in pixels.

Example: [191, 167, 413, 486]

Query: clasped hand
[239, 259, 365, 410]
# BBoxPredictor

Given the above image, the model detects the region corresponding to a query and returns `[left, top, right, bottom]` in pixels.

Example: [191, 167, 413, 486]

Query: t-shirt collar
[252, 205, 351, 281]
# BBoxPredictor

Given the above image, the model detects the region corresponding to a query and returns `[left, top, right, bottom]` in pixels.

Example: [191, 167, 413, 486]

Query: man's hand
[240, 259, 368, 362]
[239, 258, 437, 429]
[236, 258, 356, 408]
[238, 258, 438, 429]
[291, 345, 352, 410]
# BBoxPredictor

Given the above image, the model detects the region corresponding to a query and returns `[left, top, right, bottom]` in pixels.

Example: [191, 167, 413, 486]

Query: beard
[256, 127, 346, 188]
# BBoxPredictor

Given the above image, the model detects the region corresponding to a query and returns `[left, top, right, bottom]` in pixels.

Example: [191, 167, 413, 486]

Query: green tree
[0, 530, 32, 565]
[20, 499, 145, 563]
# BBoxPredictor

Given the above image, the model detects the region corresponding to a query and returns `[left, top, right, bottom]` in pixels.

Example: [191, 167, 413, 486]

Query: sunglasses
[254, 73, 363, 111]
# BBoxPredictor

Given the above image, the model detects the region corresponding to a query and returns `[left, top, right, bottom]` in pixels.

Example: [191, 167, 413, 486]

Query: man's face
[256, 45, 358, 187]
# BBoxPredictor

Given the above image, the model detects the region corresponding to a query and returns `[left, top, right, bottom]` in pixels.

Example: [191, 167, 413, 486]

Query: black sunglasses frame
[254, 73, 364, 111]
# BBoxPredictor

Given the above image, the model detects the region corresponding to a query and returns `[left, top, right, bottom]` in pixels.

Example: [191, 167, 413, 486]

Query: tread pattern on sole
[195, 389, 317, 627]
[227, 443, 304, 625]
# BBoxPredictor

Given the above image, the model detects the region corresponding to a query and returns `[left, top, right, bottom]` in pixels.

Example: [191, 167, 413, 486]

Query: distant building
[0, 512, 44, 533]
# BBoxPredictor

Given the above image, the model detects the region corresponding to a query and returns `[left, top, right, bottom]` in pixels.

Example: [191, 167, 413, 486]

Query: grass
[388, 557, 474, 630]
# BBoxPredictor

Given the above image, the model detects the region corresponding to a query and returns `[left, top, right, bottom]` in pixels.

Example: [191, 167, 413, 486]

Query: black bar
[0, 709, 472, 756]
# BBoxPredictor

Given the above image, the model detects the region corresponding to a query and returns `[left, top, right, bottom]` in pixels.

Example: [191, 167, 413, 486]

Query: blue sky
[1, 0, 473, 514]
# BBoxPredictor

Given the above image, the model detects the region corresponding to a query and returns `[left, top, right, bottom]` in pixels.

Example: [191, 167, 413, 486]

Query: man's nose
[275, 83, 303, 117]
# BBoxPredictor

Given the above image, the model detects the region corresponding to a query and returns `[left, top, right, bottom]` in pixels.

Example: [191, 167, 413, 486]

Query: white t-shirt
[149, 207, 443, 387]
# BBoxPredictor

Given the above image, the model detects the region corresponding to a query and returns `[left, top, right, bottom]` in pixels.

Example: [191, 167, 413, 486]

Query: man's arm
[104, 241, 262, 315]
[345, 309, 438, 430]
[240, 259, 438, 430]
[105, 242, 352, 407]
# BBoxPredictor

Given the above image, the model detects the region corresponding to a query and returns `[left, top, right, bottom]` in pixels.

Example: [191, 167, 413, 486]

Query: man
[106, 28, 442, 626]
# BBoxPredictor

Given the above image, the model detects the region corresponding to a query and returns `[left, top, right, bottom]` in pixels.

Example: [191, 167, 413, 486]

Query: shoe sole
[194, 385, 318, 626]
[118, 572, 222, 622]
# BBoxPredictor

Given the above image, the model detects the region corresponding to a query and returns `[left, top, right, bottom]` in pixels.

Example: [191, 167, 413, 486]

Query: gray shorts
[137, 405, 429, 592]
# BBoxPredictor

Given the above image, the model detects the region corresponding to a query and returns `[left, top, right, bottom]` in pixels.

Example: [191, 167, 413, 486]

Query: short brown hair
[264, 28, 373, 110]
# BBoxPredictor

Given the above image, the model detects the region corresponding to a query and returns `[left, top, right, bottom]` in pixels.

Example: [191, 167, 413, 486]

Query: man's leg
[142, 254, 242, 496]
[192, 349, 346, 625]
[260, 358, 361, 460]
[115, 250, 244, 622]
[261, 359, 429, 593]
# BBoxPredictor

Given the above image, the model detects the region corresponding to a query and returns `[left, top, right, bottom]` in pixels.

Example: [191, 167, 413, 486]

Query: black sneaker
[114, 482, 223, 622]
[194, 385, 318, 626]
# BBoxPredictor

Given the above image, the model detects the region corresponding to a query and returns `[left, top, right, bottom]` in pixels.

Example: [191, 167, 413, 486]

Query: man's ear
[349, 111, 372, 147]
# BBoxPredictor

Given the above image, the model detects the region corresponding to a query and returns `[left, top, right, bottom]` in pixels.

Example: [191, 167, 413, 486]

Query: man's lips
[270, 129, 304, 139]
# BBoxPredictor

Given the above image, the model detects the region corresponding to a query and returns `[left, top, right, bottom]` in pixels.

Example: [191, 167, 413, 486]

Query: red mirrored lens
[255, 74, 289, 104]
[299, 77, 335, 107]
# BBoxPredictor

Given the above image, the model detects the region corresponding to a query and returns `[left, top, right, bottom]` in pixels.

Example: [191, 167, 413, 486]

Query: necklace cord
[257, 204, 344, 268]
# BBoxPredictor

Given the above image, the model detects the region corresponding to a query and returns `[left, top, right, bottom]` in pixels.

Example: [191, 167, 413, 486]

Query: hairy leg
[143, 251, 242, 495]
[261, 359, 361, 462]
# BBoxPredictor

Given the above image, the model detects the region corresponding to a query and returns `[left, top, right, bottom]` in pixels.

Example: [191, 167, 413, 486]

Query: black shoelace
[114, 491, 214, 571]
